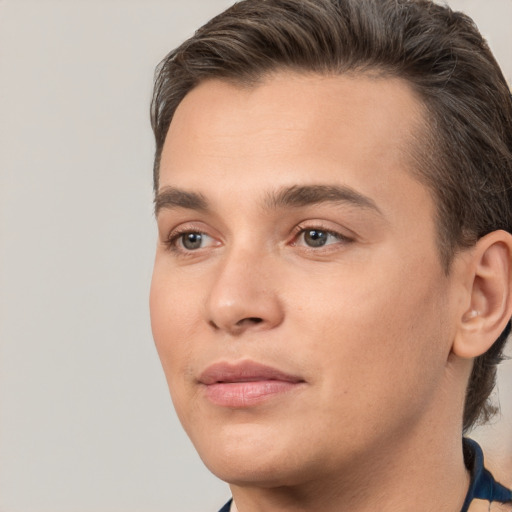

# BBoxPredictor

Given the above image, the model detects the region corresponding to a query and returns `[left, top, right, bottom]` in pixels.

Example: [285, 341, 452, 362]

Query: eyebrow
[265, 184, 382, 213]
[154, 184, 382, 216]
[154, 187, 209, 215]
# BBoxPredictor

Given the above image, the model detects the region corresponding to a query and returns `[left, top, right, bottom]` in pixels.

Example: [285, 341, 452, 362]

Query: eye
[181, 232, 205, 250]
[302, 229, 332, 247]
[166, 230, 217, 252]
[292, 226, 352, 249]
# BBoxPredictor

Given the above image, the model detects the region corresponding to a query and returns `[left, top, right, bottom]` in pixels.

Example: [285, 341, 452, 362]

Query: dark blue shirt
[461, 438, 511, 511]
[217, 439, 512, 512]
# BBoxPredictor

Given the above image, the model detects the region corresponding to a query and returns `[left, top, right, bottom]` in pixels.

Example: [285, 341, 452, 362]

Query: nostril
[236, 317, 263, 326]
[209, 317, 263, 331]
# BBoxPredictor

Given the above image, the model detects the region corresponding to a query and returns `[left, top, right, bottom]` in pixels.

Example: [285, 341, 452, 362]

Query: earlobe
[453, 230, 512, 360]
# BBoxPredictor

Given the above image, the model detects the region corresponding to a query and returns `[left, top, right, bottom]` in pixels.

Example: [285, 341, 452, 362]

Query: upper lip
[198, 360, 304, 385]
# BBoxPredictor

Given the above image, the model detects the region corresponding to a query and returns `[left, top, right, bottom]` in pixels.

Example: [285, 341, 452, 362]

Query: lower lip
[204, 380, 301, 407]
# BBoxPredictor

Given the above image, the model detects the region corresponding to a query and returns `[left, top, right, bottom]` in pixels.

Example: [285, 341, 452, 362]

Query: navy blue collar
[218, 499, 232, 512]
[218, 439, 512, 512]
[461, 437, 512, 511]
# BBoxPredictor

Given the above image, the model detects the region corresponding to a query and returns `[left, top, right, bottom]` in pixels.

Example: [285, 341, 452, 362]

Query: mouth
[198, 360, 305, 408]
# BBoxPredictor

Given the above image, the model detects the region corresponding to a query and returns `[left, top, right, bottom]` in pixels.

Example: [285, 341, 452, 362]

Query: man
[148, 0, 512, 510]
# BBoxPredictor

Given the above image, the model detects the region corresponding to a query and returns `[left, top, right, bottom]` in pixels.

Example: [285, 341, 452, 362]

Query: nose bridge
[205, 242, 283, 334]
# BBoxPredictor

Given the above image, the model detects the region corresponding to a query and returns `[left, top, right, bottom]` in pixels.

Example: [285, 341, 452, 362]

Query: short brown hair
[150, 0, 512, 432]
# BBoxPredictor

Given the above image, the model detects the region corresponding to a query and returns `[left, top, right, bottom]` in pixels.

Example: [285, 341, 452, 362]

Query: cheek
[287, 254, 450, 403]
[150, 271, 206, 433]
[149, 265, 200, 385]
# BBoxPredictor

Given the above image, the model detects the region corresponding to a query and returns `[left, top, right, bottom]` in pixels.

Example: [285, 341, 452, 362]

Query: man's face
[150, 73, 461, 486]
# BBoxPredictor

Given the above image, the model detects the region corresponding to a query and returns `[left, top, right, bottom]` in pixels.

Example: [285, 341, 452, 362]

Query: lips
[198, 361, 305, 407]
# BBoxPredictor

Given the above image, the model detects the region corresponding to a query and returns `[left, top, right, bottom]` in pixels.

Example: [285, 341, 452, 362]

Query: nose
[205, 247, 284, 336]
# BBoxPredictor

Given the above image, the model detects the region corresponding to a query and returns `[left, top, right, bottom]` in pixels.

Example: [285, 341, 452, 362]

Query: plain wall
[0, 1, 510, 510]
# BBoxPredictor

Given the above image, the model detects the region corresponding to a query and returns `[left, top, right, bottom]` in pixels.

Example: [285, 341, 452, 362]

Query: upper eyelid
[160, 219, 211, 239]
[292, 221, 355, 238]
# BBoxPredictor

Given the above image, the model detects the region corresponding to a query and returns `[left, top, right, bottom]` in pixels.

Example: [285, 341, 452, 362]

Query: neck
[229, 408, 470, 512]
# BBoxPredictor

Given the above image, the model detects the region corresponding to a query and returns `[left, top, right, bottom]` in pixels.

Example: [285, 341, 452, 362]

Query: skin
[150, 72, 512, 512]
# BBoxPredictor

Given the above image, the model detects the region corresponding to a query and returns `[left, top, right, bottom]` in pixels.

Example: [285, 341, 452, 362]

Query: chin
[205, 454, 313, 489]
[189, 422, 308, 487]
[207, 459, 287, 487]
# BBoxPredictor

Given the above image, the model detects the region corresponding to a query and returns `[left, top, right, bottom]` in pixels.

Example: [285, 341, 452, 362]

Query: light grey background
[0, 1, 510, 511]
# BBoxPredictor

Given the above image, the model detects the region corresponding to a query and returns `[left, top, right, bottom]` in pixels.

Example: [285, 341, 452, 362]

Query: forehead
[159, 72, 431, 226]
[161, 71, 425, 178]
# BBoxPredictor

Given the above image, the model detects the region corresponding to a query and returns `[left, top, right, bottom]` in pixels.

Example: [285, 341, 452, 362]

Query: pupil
[183, 233, 202, 250]
[305, 230, 327, 247]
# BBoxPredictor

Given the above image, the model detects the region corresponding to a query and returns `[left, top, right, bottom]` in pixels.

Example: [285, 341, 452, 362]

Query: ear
[452, 230, 512, 359]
